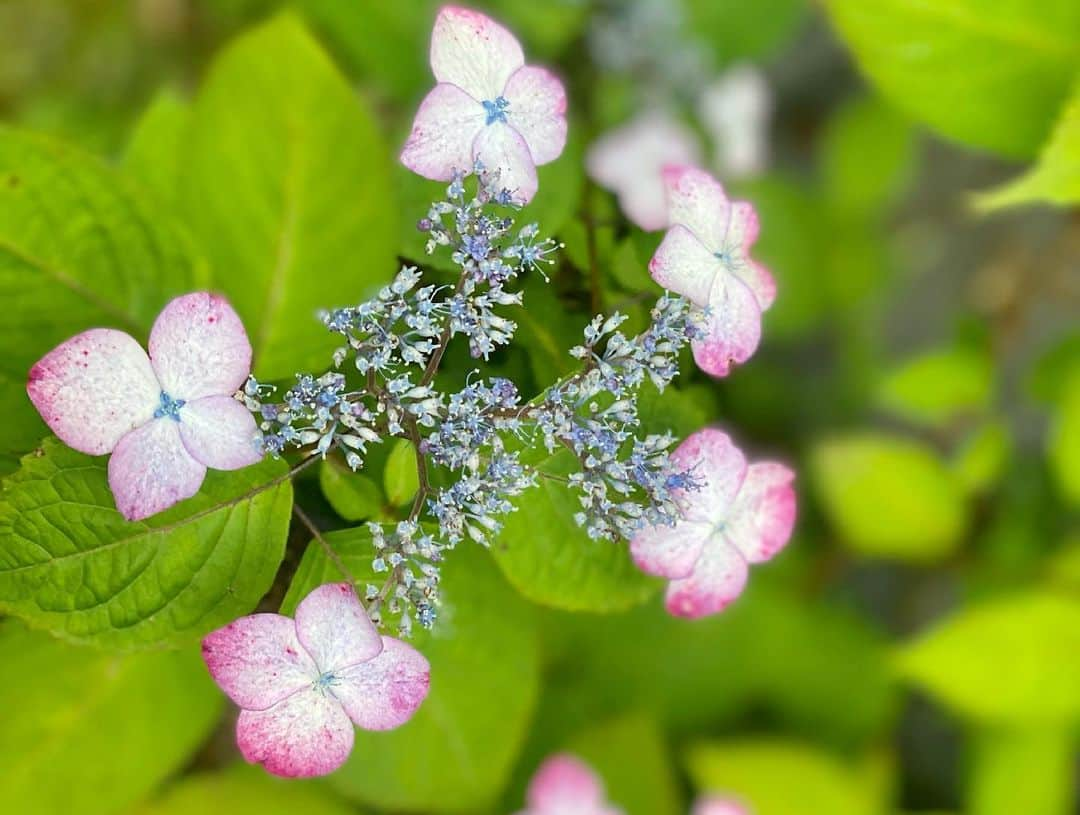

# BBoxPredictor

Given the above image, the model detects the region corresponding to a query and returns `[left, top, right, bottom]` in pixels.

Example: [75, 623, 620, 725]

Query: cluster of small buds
[243, 166, 704, 633]
[529, 296, 706, 539]
[242, 373, 381, 472]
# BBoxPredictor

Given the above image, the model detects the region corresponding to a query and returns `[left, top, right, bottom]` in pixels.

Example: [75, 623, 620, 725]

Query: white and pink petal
[630, 518, 710, 580]
[726, 461, 796, 563]
[472, 122, 539, 203]
[294, 583, 384, 675]
[400, 82, 486, 181]
[664, 540, 749, 619]
[236, 688, 354, 778]
[178, 395, 262, 471]
[692, 797, 750, 815]
[148, 292, 252, 402]
[27, 328, 160, 456]
[502, 65, 567, 166]
[526, 754, 607, 812]
[662, 165, 731, 251]
[107, 418, 206, 521]
[691, 272, 763, 378]
[669, 428, 748, 524]
[430, 6, 523, 102]
[649, 224, 720, 307]
[333, 636, 431, 731]
[201, 614, 318, 710]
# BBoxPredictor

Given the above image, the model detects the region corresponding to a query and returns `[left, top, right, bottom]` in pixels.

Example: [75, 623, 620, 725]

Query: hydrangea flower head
[401, 5, 568, 204]
[26, 292, 262, 521]
[585, 110, 701, 231]
[516, 754, 624, 815]
[693, 796, 751, 815]
[631, 428, 795, 618]
[699, 64, 772, 179]
[202, 582, 430, 778]
[649, 166, 775, 377]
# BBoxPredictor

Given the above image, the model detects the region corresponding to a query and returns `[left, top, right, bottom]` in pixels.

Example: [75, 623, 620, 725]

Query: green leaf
[1048, 368, 1080, 506]
[134, 765, 357, 815]
[812, 433, 968, 561]
[319, 457, 383, 522]
[876, 347, 994, 428]
[0, 622, 223, 815]
[685, 740, 884, 815]
[383, 438, 420, 508]
[0, 127, 202, 472]
[819, 95, 916, 217]
[823, 0, 1080, 158]
[968, 726, 1076, 815]
[0, 437, 293, 651]
[1027, 331, 1080, 406]
[569, 715, 682, 815]
[493, 448, 659, 612]
[978, 79, 1080, 209]
[951, 419, 1011, 496]
[180, 15, 396, 380]
[894, 591, 1080, 723]
[686, 0, 808, 62]
[284, 532, 540, 812]
[123, 88, 192, 209]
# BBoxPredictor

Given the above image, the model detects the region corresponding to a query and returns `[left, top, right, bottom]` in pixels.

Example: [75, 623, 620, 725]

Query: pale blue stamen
[483, 96, 510, 125]
[153, 391, 185, 421]
[714, 249, 734, 266]
[313, 671, 340, 694]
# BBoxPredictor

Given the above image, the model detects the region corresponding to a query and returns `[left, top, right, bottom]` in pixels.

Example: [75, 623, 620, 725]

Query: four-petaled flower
[202, 582, 430, 778]
[27, 292, 262, 521]
[631, 428, 795, 618]
[516, 754, 624, 815]
[586, 110, 701, 231]
[401, 5, 567, 204]
[649, 166, 775, 377]
[692, 796, 751, 815]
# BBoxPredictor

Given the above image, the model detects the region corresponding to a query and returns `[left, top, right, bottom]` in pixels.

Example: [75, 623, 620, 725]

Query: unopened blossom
[27, 293, 262, 521]
[516, 754, 624, 815]
[202, 583, 430, 778]
[693, 796, 751, 815]
[699, 65, 772, 179]
[649, 165, 775, 377]
[631, 428, 795, 618]
[401, 6, 567, 204]
[585, 110, 701, 230]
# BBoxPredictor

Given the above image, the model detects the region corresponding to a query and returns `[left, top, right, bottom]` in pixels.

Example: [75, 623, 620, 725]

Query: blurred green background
[0, 1, 1077, 814]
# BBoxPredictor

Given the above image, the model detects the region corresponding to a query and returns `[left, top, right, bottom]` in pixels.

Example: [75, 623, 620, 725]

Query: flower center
[153, 391, 186, 421]
[482, 96, 510, 125]
[313, 671, 340, 694]
[714, 248, 735, 266]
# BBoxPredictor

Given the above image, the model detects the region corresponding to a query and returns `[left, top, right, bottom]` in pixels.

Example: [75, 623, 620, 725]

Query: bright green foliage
[134, 765, 358, 815]
[494, 447, 660, 612]
[812, 434, 968, 561]
[383, 438, 421, 508]
[319, 458, 383, 522]
[541, 584, 896, 747]
[978, 79, 1080, 209]
[284, 532, 540, 812]
[686, 0, 808, 63]
[824, 0, 1080, 158]
[685, 739, 885, 815]
[0, 438, 292, 651]
[0, 622, 222, 815]
[951, 419, 1011, 496]
[876, 347, 994, 428]
[1048, 367, 1080, 505]
[123, 90, 192, 209]
[569, 715, 682, 815]
[894, 591, 1080, 724]
[180, 15, 396, 380]
[0, 127, 201, 473]
[819, 96, 916, 217]
[1028, 332, 1080, 406]
[968, 726, 1076, 815]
